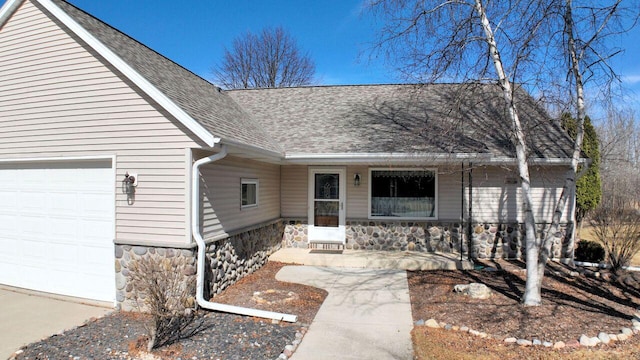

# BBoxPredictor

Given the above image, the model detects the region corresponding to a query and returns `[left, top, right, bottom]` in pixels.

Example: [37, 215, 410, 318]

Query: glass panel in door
[314, 173, 339, 227]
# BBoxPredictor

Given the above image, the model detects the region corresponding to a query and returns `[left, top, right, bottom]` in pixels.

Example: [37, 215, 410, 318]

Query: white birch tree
[369, 0, 636, 305]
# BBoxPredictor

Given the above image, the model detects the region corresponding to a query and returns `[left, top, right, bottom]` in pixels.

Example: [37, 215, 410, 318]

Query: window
[241, 179, 258, 208]
[369, 169, 436, 219]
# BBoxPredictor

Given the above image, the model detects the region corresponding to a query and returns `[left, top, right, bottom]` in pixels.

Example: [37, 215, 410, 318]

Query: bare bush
[590, 203, 640, 273]
[128, 255, 197, 351]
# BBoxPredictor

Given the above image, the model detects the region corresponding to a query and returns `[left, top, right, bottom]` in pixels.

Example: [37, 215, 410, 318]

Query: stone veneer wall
[282, 219, 573, 261]
[470, 222, 573, 260]
[283, 219, 466, 254]
[115, 220, 284, 310]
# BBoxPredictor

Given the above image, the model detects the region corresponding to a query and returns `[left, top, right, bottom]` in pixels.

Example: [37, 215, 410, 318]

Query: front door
[308, 168, 346, 243]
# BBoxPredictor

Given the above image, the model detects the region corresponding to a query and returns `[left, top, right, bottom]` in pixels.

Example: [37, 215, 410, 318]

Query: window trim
[367, 167, 438, 220]
[240, 178, 259, 209]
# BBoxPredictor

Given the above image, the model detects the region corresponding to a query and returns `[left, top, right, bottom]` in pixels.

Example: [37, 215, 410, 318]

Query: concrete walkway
[270, 248, 473, 270]
[0, 286, 112, 359]
[276, 266, 414, 360]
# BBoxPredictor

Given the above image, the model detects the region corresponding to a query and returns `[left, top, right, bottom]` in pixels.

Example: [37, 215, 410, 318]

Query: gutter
[191, 145, 297, 323]
[283, 152, 585, 166]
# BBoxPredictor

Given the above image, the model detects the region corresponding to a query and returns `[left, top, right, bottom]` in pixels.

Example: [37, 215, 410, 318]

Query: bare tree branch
[213, 26, 315, 89]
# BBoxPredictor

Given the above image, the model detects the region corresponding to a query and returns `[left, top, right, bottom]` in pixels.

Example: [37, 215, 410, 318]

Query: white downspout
[191, 145, 297, 323]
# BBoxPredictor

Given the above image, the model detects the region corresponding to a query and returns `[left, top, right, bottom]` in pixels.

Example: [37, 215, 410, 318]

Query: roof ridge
[225, 82, 499, 92]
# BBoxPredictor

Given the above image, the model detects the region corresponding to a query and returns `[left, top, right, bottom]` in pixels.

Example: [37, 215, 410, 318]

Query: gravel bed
[12, 311, 298, 360]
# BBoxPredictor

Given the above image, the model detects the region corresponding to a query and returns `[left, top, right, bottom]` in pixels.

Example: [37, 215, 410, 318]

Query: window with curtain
[369, 169, 436, 219]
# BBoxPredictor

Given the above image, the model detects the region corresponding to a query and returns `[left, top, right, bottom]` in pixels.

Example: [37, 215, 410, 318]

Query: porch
[269, 248, 474, 270]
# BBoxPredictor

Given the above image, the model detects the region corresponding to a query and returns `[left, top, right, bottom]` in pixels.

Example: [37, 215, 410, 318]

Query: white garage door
[0, 159, 115, 302]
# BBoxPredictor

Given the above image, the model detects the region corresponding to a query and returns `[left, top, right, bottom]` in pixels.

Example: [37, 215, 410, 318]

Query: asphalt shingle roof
[228, 84, 574, 159]
[44, 1, 573, 161]
[49, 0, 283, 154]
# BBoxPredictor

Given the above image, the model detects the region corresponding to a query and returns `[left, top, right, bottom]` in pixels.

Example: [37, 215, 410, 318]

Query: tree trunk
[474, 0, 542, 305]
[538, 0, 586, 276]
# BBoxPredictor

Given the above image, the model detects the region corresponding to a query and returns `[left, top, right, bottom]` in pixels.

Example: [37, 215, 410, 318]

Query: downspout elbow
[191, 145, 297, 323]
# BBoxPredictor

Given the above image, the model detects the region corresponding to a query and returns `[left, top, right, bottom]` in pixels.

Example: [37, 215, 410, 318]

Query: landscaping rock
[543, 341, 553, 347]
[516, 339, 532, 346]
[532, 339, 542, 346]
[553, 341, 565, 349]
[621, 327, 633, 336]
[425, 319, 440, 328]
[453, 283, 492, 299]
[566, 339, 581, 348]
[618, 333, 629, 341]
[504, 337, 517, 344]
[415, 319, 425, 326]
[579, 335, 600, 347]
[598, 332, 610, 344]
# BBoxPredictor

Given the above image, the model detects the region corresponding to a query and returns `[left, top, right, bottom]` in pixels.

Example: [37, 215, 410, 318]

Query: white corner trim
[34, 0, 217, 147]
[0, 0, 24, 27]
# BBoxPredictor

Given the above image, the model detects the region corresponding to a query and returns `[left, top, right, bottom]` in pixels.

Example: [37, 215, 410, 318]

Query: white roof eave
[283, 152, 581, 166]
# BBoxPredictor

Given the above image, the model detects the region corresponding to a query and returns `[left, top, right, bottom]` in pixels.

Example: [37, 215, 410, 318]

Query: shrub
[574, 239, 605, 263]
[128, 255, 197, 351]
[590, 204, 640, 273]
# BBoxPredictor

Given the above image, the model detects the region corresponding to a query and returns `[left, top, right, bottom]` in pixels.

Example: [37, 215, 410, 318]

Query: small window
[241, 179, 258, 208]
[369, 169, 436, 219]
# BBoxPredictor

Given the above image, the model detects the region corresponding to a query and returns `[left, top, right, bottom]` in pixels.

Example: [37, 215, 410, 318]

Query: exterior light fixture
[122, 172, 138, 205]
[354, 173, 361, 187]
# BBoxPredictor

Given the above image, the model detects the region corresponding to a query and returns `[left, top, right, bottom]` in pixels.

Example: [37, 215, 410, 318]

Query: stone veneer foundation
[282, 219, 465, 253]
[470, 222, 573, 260]
[115, 218, 572, 308]
[282, 219, 573, 261]
[114, 220, 284, 309]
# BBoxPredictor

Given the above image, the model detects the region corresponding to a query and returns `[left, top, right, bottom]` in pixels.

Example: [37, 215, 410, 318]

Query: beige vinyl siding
[438, 168, 464, 221]
[470, 166, 570, 223]
[281, 166, 308, 218]
[346, 166, 368, 219]
[529, 166, 571, 222]
[0, 1, 201, 245]
[200, 156, 280, 239]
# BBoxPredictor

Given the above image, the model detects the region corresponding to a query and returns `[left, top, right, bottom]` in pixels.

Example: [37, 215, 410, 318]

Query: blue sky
[1, 0, 639, 118]
[58, 0, 392, 86]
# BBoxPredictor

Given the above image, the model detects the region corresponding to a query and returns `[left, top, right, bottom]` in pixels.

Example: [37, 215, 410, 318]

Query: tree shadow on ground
[463, 259, 638, 321]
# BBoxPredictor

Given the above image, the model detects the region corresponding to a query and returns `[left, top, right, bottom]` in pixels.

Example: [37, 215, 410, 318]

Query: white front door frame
[307, 167, 346, 243]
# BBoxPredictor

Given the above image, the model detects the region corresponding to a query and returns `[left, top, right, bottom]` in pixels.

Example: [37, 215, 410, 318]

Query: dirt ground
[212, 261, 327, 325]
[409, 259, 640, 359]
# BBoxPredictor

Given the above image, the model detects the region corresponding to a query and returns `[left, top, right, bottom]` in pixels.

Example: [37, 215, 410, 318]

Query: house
[0, 0, 577, 305]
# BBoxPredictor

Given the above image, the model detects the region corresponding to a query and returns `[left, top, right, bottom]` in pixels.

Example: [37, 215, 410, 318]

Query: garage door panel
[19, 215, 47, 237]
[82, 193, 113, 216]
[0, 235, 19, 259]
[0, 190, 18, 210]
[21, 191, 48, 213]
[0, 161, 115, 301]
[50, 216, 79, 241]
[0, 214, 18, 234]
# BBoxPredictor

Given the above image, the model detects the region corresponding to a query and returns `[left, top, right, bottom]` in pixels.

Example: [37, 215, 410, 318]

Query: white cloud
[622, 74, 640, 85]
